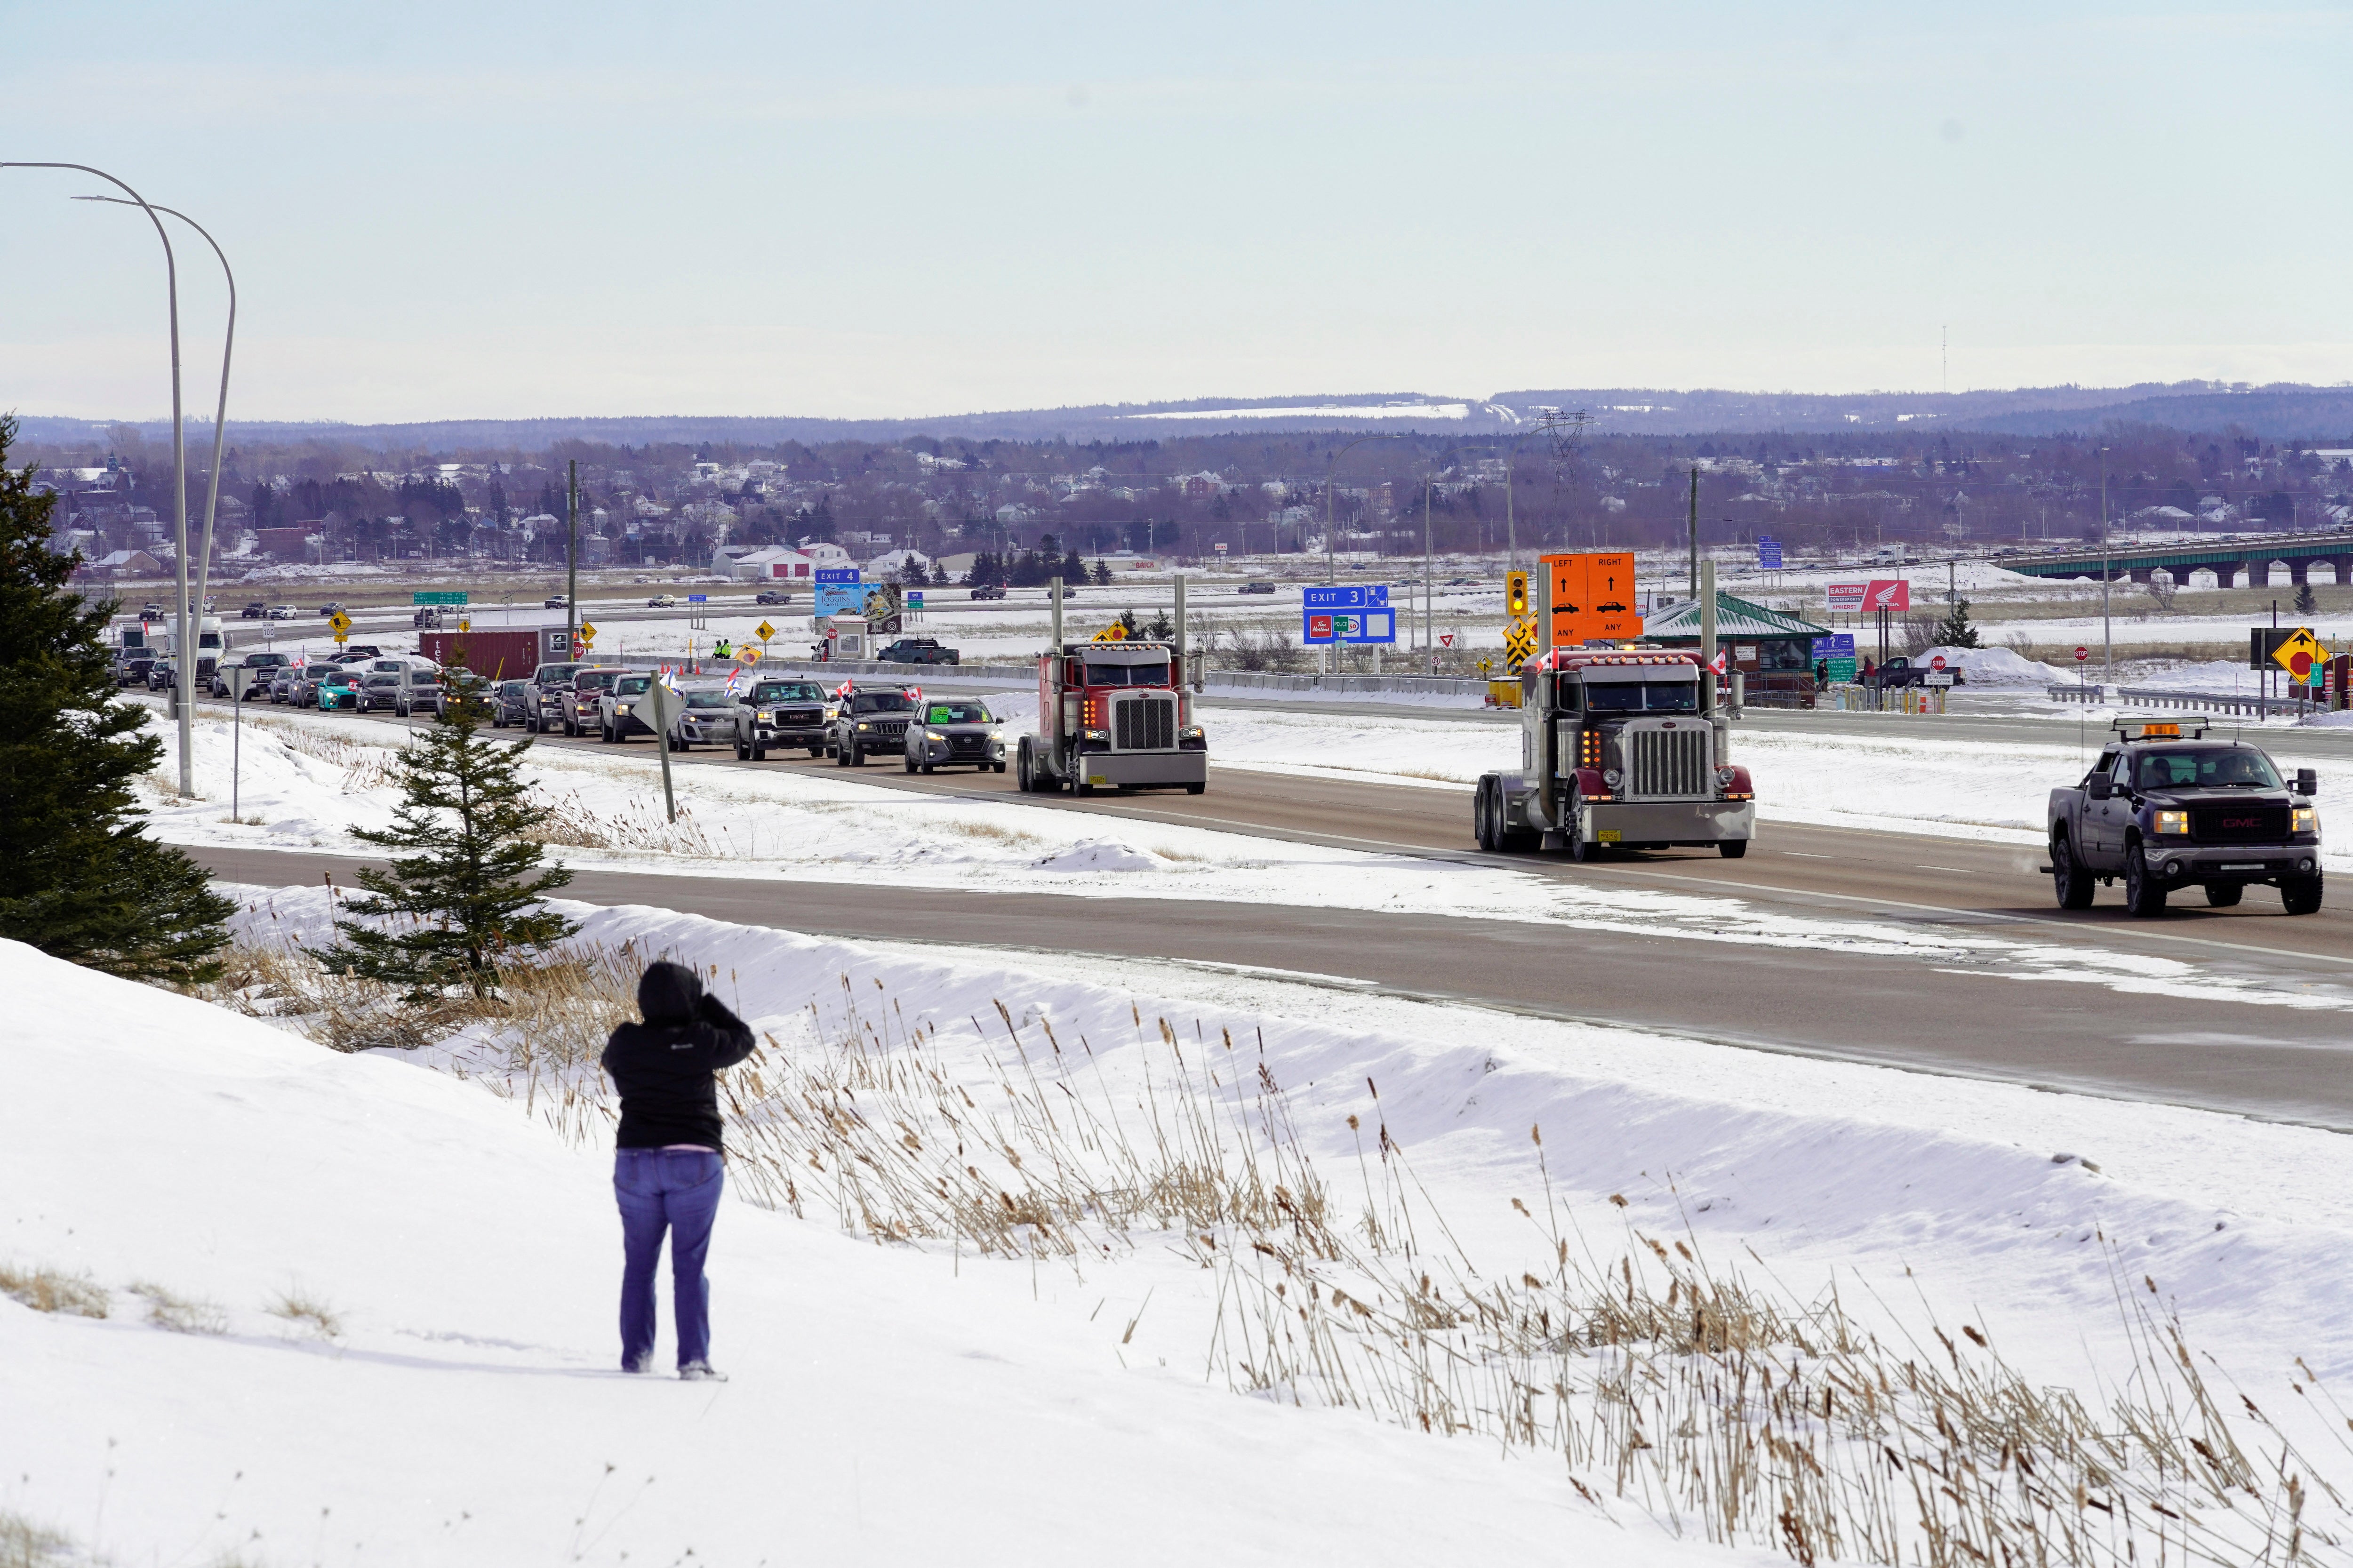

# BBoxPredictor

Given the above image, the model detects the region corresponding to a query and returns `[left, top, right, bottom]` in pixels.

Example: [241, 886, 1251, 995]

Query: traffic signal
[1505, 570, 1529, 617]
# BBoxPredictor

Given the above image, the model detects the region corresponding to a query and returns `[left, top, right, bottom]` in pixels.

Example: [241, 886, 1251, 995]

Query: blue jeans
[614, 1148, 723, 1371]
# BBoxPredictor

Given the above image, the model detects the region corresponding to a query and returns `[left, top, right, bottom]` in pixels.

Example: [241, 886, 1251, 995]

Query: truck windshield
[2135, 748, 2281, 789]
[684, 690, 733, 709]
[754, 683, 825, 703]
[1086, 662, 1169, 687]
[616, 677, 651, 696]
[1586, 682, 1698, 712]
[853, 692, 912, 713]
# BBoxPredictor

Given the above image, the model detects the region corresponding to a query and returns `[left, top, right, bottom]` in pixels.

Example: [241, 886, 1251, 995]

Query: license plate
[1598, 829, 1622, 842]
[1089, 775, 1111, 786]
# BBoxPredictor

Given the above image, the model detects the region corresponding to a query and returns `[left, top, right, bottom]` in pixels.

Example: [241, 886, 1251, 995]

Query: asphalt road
[172, 691, 2353, 1129]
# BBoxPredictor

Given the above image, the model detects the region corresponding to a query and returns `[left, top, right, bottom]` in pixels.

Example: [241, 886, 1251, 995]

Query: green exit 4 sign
[411, 591, 469, 605]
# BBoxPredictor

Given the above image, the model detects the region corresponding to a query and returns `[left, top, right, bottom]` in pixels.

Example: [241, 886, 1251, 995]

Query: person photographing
[601, 960, 755, 1379]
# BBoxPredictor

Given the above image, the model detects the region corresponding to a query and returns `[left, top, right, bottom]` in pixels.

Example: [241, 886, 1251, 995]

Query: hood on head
[637, 960, 703, 1025]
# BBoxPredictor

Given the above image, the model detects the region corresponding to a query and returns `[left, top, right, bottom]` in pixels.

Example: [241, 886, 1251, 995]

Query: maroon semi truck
[1015, 638, 1208, 796]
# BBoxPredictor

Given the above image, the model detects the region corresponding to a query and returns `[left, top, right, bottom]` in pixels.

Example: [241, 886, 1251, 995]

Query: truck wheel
[1016, 740, 1033, 792]
[1719, 840, 1748, 859]
[2282, 873, 2324, 916]
[2204, 882, 2243, 908]
[736, 735, 751, 760]
[1565, 793, 1601, 863]
[1474, 777, 1500, 850]
[805, 746, 821, 759]
[1073, 772, 1093, 796]
[1185, 781, 1204, 795]
[2052, 830, 2095, 910]
[993, 761, 1008, 774]
[849, 744, 865, 766]
[834, 740, 848, 766]
[2122, 845, 2168, 917]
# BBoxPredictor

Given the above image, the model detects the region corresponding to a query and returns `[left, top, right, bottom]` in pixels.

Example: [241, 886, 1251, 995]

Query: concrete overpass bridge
[1995, 528, 2353, 587]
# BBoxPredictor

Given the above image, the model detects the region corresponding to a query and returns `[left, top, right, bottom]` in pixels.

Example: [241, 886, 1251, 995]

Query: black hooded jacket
[600, 961, 756, 1152]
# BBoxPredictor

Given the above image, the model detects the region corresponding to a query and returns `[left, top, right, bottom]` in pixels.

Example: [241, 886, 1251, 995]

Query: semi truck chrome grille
[1113, 693, 1176, 750]
[2193, 805, 2287, 843]
[1625, 723, 1712, 799]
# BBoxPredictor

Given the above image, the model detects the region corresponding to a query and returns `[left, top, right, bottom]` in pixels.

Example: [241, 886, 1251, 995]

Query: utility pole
[2099, 448, 2112, 685]
[566, 460, 579, 656]
[1687, 467, 1700, 599]
[1423, 475, 1435, 674]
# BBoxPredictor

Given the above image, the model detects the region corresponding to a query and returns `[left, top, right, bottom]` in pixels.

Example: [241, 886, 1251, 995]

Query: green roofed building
[1639, 591, 1833, 705]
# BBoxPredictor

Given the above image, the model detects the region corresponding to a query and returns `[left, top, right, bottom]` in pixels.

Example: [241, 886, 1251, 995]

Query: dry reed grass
[0, 1263, 108, 1319]
[209, 938, 2352, 1565]
[0, 1512, 80, 1568]
[128, 1280, 227, 1336]
[266, 1287, 341, 1340]
[518, 788, 723, 857]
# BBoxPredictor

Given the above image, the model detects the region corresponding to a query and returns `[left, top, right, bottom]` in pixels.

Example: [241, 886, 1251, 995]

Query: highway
[174, 692, 2353, 1130]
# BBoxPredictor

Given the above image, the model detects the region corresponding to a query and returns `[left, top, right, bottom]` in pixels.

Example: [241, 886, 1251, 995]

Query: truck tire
[1566, 792, 1602, 863]
[1016, 739, 1034, 792]
[2052, 829, 2095, 910]
[2282, 873, 2325, 916]
[736, 733, 751, 760]
[1184, 781, 1204, 795]
[2122, 845, 2168, 917]
[835, 739, 849, 766]
[1474, 777, 1501, 850]
[849, 744, 865, 766]
[1719, 840, 1748, 859]
[2204, 882, 2242, 908]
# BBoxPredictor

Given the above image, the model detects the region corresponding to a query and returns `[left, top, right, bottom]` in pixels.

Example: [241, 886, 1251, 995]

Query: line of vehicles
[118, 602, 2325, 917]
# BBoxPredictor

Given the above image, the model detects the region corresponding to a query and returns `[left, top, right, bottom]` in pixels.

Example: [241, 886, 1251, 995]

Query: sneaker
[678, 1360, 728, 1382]
[623, 1353, 654, 1375]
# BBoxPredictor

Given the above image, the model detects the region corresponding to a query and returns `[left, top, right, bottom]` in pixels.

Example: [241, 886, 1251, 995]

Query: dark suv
[731, 677, 833, 760]
[522, 662, 587, 733]
[878, 637, 959, 665]
[828, 685, 917, 766]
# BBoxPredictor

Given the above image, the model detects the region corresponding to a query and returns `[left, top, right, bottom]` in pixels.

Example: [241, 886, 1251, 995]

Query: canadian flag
[1706, 650, 1729, 675]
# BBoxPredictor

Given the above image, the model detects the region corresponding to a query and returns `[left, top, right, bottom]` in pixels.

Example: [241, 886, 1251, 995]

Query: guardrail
[2046, 683, 2289, 717]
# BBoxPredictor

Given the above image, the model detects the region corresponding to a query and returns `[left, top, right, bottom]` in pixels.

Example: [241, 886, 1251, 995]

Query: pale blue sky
[5, 2, 2349, 422]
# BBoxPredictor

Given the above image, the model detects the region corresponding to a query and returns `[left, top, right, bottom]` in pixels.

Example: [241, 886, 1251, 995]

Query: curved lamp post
[80, 196, 234, 696]
[0, 162, 191, 794]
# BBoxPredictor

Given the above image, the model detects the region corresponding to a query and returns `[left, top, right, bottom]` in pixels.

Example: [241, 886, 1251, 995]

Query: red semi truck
[1015, 637, 1208, 796]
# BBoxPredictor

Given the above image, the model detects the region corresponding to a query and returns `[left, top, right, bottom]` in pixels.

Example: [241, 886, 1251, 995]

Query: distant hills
[19, 379, 2353, 453]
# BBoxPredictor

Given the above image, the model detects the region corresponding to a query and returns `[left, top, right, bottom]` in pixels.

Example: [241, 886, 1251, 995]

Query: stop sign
[1930, 655, 1946, 671]
[2074, 646, 2089, 662]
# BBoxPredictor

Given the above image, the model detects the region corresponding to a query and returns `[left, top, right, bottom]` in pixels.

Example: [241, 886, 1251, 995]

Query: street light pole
[4, 162, 188, 792]
[1321, 434, 1381, 676]
[80, 196, 235, 725]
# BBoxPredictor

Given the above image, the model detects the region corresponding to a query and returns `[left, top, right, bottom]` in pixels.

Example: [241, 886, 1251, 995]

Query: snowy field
[127, 700, 2352, 1006]
[7, 891, 2353, 1564]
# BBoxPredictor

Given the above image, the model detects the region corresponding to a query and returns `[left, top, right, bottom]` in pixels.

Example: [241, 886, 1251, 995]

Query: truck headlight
[2293, 806, 2318, 835]
[1605, 768, 1623, 787]
[1083, 728, 1109, 743]
[1180, 725, 1203, 741]
[1714, 767, 1735, 788]
[616, 703, 632, 714]
[856, 721, 870, 731]
[2153, 810, 2189, 834]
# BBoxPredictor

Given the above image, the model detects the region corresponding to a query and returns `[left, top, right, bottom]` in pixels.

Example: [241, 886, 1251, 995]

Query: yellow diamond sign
[740, 647, 761, 664]
[327, 610, 351, 634]
[578, 622, 596, 646]
[755, 619, 776, 643]
[1092, 624, 1128, 642]
[2273, 626, 2327, 683]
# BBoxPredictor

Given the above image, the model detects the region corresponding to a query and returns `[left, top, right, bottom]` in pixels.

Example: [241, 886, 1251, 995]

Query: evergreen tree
[0, 416, 234, 983]
[321, 673, 576, 1001]
[2295, 580, 2319, 617]
[1090, 558, 1112, 587]
[1931, 595, 1981, 648]
[1061, 546, 1086, 585]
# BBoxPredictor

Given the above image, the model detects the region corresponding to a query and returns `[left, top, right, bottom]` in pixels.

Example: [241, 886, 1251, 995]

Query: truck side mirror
[2296, 768, 2318, 796]
[2086, 774, 2114, 800]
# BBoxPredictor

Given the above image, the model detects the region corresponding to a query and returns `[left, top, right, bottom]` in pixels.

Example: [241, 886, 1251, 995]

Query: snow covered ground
[8, 891, 2353, 1564]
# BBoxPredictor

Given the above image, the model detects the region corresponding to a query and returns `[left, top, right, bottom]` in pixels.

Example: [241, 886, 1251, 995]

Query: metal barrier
[2046, 684, 2280, 718]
